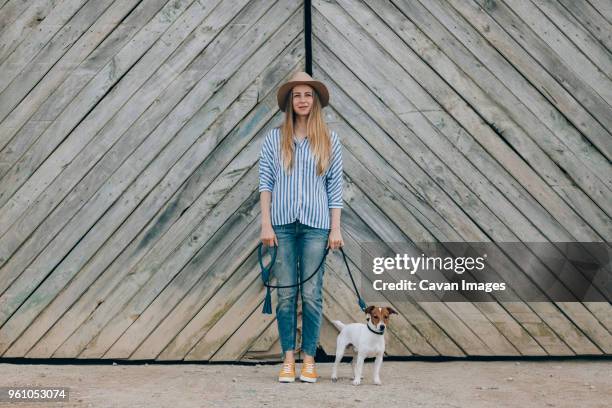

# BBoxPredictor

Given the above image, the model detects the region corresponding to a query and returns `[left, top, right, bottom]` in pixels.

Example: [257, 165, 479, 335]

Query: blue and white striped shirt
[258, 127, 343, 230]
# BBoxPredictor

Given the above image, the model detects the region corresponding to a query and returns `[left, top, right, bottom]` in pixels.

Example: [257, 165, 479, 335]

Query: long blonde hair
[279, 86, 331, 176]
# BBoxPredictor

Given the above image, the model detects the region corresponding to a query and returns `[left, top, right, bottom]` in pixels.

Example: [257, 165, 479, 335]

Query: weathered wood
[0, 0, 169, 158]
[503, 0, 612, 105]
[447, 0, 611, 168]
[0, 0, 89, 93]
[0, 3, 303, 356]
[538, 0, 612, 71]
[3, 0, 299, 356]
[561, 0, 612, 52]
[0, 0, 608, 362]
[0, 0, 59, 65]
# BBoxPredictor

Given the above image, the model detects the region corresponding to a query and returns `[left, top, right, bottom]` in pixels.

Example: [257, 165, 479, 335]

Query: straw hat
[276, 71, 329, 112]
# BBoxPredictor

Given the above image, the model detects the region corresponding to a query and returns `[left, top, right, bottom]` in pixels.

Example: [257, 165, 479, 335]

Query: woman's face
[292, 84, 314, 117]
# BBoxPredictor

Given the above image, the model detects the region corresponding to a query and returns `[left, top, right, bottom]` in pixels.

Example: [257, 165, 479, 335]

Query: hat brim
[277, 80, 329, 112]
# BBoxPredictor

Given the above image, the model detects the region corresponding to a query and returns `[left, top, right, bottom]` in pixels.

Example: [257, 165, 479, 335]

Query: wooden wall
[0, 0, 609, 362]
[311, 0, 611, 359]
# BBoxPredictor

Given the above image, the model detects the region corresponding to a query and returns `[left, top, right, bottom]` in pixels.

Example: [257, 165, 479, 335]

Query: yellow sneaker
[299, 361, 318, 383]
[278, 362, 296, 383]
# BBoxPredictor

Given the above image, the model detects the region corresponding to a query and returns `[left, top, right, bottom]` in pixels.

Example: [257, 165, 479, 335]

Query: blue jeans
[272, 221, 330, 357]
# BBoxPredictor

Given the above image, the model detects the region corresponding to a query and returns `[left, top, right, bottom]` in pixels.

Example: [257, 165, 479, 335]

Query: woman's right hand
[261, 224, 278, 247]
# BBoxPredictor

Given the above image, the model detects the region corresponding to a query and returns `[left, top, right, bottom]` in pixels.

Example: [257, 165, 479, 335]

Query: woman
[258, 71, 344, 383]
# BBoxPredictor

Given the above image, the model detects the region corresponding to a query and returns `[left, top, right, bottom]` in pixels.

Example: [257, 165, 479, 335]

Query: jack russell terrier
[331, 305, 398, 385]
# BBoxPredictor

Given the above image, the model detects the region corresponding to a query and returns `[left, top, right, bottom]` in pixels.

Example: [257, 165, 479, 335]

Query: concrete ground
[0, 359, 610, 407]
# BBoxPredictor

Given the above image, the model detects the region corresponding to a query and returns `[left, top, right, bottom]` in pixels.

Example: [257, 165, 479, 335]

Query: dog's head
[365, 305, 398, 333]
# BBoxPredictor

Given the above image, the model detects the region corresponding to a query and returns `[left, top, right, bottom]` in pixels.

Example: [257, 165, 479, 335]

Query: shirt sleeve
[259, 130, 275, 193]
[326, 131, 343, 208]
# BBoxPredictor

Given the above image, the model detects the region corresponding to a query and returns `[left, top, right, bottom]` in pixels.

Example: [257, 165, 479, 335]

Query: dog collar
[366, 317, 384, 335]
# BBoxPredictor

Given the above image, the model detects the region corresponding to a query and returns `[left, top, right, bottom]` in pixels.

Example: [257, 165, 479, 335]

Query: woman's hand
[328, 227, 344, 250]
[261, 223, 278, 247]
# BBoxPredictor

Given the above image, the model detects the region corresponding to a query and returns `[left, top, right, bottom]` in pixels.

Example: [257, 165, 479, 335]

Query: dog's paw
[373, 378, 382, 385]
[331, 376, 337, 383]
[352, 378, 361, 386]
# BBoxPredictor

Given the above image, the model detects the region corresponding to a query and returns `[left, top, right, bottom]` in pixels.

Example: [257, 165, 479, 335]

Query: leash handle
[258, 242, 277, 274]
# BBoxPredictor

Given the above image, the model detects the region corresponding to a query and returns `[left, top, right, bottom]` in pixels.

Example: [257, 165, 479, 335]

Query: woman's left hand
[328, 227, 344, 250]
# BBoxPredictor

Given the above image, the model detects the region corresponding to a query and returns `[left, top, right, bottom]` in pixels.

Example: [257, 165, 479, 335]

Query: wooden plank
[0, 0, 203, 213]
[422, 0, 612, 182]
[0, 0, 118, 121]
[361, 0, 612, 219]
[526, 302, 601, 355]
[313, 30, 608, 302]
[558, 0, 612, 54]
[531, 0, 612, 78]
[0, 2, 303, 355]
[0, 0, 168, 153]
[14, 38, 302, 359]
[583, 302, 612, 332]
[209, 296, 277, 362]
[319, 171, 451, 354]
[474, 0, 612, 133]
[0, 0, 58, 64]
[156, 226, 275, 360]
[314, 67, 562, 355]
[0, 0, 146, 160]
[446, 0, 611, 170]
[315, 0, 609, 245]
[184, 256, 268, 361]
[340, 1, 612, 330]
[72, 165, 261, 359]
[0, 0, 89, 93]
[473, 302, 546, 356]
[110, 91, 304, 359]
[502, 0, 612, 105]
[554, 302, 612, 354]
[1, 78, 260, 355]
[316, 31, 604, 356]
[322, 0, 608, 249]
[314, 65, 602, 355]
[247, 315, 280, 353]
[132, 216, 263, 360]
[66, 14, 305, 359]
[0, 0, 282, 301]
[587, 0, 612, 25]
[105, 199, 264, 359]
[501, 302, 572, 355]
[326, 121, 458, 242]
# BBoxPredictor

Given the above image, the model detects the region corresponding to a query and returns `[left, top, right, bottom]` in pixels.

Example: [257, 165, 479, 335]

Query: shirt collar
[293, 134, 307, 146]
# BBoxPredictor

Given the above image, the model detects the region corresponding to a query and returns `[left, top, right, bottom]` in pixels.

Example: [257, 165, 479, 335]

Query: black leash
[258, 242, 367, 314]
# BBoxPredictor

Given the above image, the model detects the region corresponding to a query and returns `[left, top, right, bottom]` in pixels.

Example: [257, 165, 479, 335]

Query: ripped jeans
[272, 221, 329, 357]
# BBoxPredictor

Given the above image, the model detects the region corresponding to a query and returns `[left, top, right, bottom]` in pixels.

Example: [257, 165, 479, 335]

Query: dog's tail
[331, 320, 346, 332]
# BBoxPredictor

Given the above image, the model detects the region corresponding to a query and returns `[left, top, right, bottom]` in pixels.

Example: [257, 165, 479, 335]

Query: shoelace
[281, 363, 294, 373]
[302, 362, 315, 374]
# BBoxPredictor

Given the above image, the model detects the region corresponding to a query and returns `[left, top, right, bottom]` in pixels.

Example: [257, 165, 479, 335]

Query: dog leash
[258, 242, 367, 314]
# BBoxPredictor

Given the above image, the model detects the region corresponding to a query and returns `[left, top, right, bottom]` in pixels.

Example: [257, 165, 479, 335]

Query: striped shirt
[258, 127, 343, 230]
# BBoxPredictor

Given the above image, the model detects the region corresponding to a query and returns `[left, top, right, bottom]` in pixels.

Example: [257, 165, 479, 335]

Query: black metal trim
[304, 0, 312, 74]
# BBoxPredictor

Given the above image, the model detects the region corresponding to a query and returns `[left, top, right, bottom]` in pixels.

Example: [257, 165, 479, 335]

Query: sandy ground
[0, 359, 610, 407]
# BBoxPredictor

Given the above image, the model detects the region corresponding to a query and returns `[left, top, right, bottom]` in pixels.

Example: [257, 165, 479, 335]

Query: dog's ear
[365, 305, 375, 315]
[386, 306, 398, 315]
